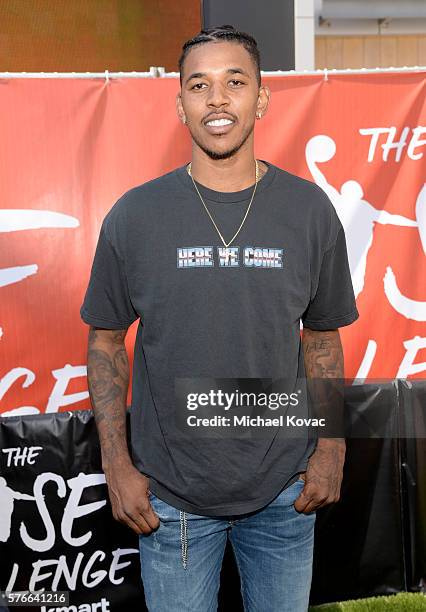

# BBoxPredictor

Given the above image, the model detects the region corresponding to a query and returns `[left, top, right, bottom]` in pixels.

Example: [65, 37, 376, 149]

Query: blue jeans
[139, 477, 316, 611]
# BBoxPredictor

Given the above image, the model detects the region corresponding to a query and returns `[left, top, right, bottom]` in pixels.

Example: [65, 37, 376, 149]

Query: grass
[309, 592, 426, 611]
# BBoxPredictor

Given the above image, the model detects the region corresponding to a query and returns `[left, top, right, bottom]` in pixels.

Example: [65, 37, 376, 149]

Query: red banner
[1, 73, 425, 416]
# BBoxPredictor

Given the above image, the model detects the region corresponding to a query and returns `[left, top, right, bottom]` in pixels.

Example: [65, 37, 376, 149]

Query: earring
[256, 112, 262, 119]
[183, 117, 187, 124]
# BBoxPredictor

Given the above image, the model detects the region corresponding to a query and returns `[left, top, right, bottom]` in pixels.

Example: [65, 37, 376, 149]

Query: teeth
[206, 119, 233, 126]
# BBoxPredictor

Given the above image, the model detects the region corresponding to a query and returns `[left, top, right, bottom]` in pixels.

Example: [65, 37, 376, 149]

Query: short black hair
[178, 24, 261, 87]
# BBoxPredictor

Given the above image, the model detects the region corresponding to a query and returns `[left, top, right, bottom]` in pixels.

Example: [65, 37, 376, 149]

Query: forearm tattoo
[302, 329, 344, 378]
[302, 328, 345, 439]
[87, 328, 130, 467]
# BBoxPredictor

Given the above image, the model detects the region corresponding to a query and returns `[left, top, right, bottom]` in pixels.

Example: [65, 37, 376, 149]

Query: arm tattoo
[302, 328, 345, 440]
[302, 329, 344, 378]
[87, 328, 131, 470]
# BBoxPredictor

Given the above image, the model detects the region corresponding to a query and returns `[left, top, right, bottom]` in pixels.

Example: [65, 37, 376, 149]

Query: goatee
[190, 123, 254, 161]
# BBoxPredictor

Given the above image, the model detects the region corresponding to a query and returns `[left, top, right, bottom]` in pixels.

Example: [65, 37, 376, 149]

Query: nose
[206, 81, 230, 109]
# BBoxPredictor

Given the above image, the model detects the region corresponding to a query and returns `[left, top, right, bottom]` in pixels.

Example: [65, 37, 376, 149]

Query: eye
[230, 79, 244, 86]
[191, 83, 207, 90]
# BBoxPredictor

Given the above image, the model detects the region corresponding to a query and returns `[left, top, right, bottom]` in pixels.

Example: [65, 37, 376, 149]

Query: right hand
[105, 463, 160, 535]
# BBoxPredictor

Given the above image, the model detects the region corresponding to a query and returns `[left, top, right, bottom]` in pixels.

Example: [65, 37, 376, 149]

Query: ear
[255, 85, 271, 120]
[176, 92, 186, 124]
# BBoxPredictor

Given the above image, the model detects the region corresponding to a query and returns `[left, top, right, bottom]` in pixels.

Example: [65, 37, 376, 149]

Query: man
[80, 25, 359, 612]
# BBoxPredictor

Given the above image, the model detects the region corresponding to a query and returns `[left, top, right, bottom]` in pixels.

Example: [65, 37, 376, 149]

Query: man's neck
[188, 152, 268, 192]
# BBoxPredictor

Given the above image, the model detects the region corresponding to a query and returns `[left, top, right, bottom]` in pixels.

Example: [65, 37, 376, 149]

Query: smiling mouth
[204, 118, 236, 134]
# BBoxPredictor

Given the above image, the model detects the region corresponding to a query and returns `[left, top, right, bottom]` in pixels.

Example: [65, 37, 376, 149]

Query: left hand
[294, 438, 346, 514]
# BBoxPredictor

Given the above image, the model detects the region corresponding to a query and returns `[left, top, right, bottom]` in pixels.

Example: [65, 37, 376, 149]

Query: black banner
[0, 410, 144, 612]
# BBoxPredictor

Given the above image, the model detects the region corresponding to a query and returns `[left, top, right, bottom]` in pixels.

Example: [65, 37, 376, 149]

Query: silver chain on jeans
[180, 511, 188, 569]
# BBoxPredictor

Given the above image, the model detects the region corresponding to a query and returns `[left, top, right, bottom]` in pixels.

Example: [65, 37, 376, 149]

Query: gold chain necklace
[187, 160, 260, 248]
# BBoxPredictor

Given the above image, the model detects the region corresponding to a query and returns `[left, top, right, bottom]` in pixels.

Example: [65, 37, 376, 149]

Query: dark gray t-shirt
[80, 160, 359, 516]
